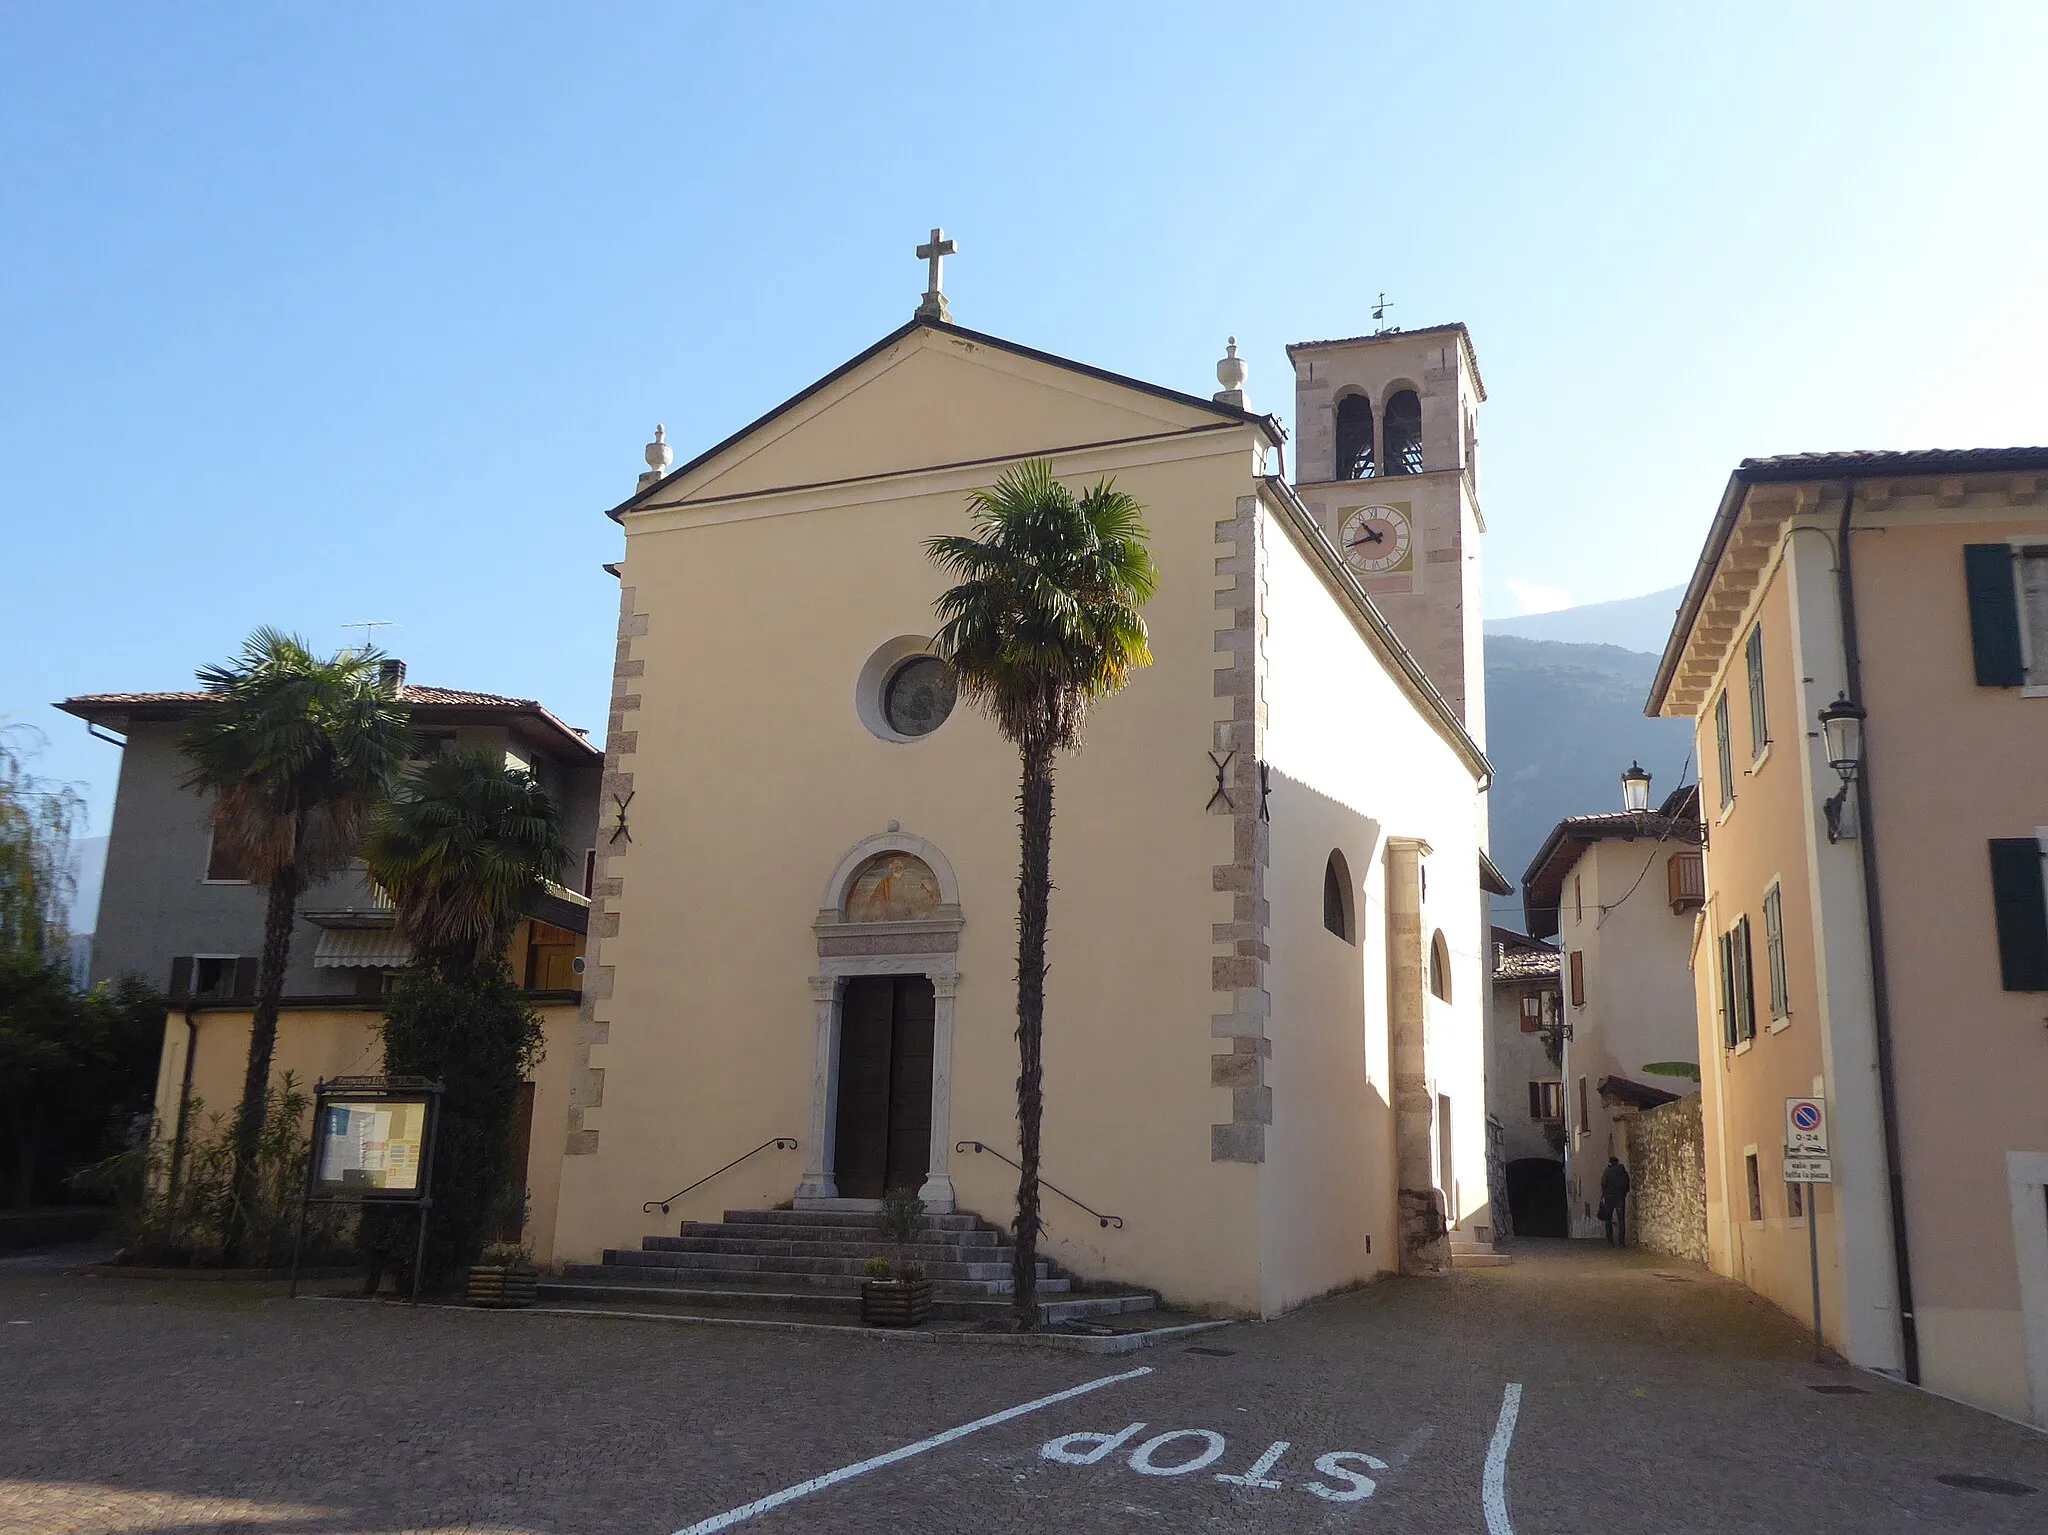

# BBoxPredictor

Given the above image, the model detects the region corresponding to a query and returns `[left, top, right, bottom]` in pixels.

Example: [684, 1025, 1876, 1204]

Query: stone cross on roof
[915, 227, 957, 323]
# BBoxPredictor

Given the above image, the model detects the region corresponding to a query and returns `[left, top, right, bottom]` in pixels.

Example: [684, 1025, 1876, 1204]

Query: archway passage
[1507, 1157, 1568, 1238]
[832, 975, 935, 1198]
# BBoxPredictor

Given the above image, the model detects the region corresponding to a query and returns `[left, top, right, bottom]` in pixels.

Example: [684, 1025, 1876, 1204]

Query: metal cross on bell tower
[915, 227, 958, 323]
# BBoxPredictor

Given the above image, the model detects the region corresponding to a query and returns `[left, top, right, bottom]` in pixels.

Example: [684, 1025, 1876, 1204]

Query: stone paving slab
[0, 1241, 2042, 1533]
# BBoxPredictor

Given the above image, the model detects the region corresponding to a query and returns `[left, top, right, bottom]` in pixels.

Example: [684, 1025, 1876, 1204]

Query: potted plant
[859, 1186, 932, 1326]
[468, 1241, 538, 1309]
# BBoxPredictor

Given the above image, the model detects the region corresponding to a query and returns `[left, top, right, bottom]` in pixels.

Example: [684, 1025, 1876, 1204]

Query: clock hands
[1346, 525, 1386, 548]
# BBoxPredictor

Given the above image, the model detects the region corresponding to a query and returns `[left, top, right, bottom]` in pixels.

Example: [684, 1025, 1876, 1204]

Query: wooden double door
[832, 975, 935, 1199]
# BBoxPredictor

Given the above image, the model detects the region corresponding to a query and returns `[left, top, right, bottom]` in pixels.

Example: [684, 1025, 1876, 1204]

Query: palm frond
[361, 749, 567, 971]
[923, 459, 1158, 752]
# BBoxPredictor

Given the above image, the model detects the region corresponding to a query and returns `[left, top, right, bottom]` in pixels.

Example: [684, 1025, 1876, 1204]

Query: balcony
[1668, 850, 1705, 913]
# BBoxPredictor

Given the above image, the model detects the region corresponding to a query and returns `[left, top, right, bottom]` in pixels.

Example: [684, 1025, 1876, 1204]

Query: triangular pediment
[620, 321, 1263, 513]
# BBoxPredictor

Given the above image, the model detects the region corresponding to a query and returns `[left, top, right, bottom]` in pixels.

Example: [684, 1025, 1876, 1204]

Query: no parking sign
[1785, 1097, 1828, 1153]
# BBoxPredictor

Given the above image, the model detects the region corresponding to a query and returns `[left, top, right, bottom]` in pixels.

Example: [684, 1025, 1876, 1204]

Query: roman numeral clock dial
[1340, 505, 1412, 574]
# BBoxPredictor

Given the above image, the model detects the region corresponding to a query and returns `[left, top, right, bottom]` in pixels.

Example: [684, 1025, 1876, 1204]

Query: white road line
[671, 1365, 1154, 1534]
[1482, 1382, 1523, 1535]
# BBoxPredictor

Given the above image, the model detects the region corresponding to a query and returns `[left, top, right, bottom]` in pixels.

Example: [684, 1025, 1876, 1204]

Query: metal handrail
[644, 1137, 799, 1215]
[954, 1140, 1124, 1229]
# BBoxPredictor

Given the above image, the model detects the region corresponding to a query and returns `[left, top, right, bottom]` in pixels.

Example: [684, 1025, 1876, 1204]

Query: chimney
[378, 658, 407, 697]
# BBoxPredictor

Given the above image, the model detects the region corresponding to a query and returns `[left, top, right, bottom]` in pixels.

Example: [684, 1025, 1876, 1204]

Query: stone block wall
[1623, 1093, 1707, 1264]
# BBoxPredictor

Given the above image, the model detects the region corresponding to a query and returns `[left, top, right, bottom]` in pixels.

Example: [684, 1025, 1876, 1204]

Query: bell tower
[1288, 323, 1487, 746]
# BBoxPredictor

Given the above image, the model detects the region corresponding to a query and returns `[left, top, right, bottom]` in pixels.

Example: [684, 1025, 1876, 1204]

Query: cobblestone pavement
[1, 1240, 2043, 1534]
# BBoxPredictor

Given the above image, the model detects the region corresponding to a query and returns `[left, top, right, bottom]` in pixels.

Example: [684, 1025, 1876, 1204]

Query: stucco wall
[1674, 476, 2048, 1421]
[1556, 836, 1700, 1236]
[1623, 1094, 1707, 1264]
[150, 1000, 580, 1264]
[1488, 979, 1561, 1167]
[1258, 497, 1485, 1310]
[92, 723, 359, 994]
[1853, 511, 2048, 1421]
[560, 402, 1269, 1310]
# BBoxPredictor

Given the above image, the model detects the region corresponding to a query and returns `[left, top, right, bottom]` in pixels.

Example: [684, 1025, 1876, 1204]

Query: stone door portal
[831, 975, 935, 1198]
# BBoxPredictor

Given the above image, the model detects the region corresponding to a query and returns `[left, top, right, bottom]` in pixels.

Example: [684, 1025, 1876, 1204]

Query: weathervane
[1371, 293, 1393, 335]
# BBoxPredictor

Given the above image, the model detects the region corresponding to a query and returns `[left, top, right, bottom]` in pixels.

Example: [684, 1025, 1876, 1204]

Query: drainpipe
[1834, 480, 1921, 1383]
[166, 1004, 199, 1210]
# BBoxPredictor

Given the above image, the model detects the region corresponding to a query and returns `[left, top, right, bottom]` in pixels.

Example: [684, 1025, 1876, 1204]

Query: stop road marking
[1039, 1422, 1390, 1501]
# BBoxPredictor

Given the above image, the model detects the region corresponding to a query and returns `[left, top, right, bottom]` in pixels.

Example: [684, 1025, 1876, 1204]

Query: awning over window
[313, 926, 411, 969]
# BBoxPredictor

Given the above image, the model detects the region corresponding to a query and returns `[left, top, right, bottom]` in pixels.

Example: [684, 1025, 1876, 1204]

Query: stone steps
[572, 1204, 1159, 1324]
[653, 1233, 1003, 1259]
[569, 1260, 1064, 1301]
[539, 1278, 1154, 1325]
[590, 1252, 1065, 1288]
[1448, 1240, 1511, 1269]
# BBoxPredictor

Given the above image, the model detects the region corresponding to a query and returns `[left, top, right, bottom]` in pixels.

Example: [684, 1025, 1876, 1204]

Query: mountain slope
[1485, 585, 1686, 655]
[1484, 635, 1694, 932]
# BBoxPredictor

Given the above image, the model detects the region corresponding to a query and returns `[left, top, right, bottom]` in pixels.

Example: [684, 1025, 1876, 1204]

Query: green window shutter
[1964, 544, 2025, 687]
[1734, 916, 1757, 1040]
[1746, 626, 1769, 757]
[1763, 883, 1789, 1019]
[1715, 691, 1734, 808]
[1988, 838, 2048, 991]
[1718, 930, 1737, 1049]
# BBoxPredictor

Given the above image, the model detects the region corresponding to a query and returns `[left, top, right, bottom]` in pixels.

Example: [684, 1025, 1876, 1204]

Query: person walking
[1599, 1156, 1633, 1246]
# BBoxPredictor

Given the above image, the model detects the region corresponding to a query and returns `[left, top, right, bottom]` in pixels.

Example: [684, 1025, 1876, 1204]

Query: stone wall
[1623, 1093, 1707, 1264]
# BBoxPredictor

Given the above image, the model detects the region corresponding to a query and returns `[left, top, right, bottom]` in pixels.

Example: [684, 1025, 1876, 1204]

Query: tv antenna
[1371, 293, 1394, 335]
[342, 620, 397, 652]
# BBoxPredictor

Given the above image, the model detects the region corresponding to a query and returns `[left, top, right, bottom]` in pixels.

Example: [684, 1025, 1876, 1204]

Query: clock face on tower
[1340, 504, 1412, 574]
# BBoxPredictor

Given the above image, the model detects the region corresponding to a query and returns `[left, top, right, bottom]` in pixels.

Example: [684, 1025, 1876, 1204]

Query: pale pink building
[1648, 447, 2048, 1427]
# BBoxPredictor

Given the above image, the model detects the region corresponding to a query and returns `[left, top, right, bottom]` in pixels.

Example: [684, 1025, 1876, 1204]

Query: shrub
[359, 960, 542, 1293]
[86, 1074, 355, 1268]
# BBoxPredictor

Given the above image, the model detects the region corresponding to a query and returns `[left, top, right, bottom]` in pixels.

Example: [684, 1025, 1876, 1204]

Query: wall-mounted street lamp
[1818, 692, 1867, 843]
[1621, 760, 1652, 813]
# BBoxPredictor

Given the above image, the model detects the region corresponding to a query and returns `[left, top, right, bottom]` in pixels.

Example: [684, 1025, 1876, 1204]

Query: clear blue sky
[4, 3, 2043, 834]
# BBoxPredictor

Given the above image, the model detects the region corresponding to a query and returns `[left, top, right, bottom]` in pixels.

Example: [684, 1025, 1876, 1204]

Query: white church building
[546, 256, 1500, 1317]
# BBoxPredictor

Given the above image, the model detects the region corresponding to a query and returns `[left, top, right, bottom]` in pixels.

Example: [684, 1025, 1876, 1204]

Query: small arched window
[1323, 851, 1354, 942]
[1383, 389, 1423, 475]
[1429, 929, 1452, 1002]
[1333, 395, 1374, 480]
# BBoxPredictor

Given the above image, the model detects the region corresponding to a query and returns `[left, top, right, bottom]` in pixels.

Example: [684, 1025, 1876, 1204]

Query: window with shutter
[1568, 950, 1585, 1007]
[168, 956, 194, 1000]
[1717, 930, 1737, 1049]
[1715, 691, 1734, 809]
[1964, 544, 2026, 687]
[1763, 883, 1790, 1020]
[1528, 1081, 1543, 1120]
[1733, 915, 1758, 1041]
[1746, 626, 1769, 759]
[2022, 549, 2048, 686]
[1988, 837, 2048, 991]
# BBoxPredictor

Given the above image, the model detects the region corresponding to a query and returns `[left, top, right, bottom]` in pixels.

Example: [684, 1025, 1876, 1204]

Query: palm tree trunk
[1011, 736, 1055, 1330]
[225, 865, 301, 1263]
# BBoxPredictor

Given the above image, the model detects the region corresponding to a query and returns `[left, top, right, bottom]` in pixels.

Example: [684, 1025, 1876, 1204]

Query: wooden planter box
[860, 1277, 933, 1327]
[468, 1264, 538, 1309]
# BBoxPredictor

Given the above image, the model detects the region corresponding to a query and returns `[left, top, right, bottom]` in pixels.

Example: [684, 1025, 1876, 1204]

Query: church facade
[546, 307, 1496, 1316]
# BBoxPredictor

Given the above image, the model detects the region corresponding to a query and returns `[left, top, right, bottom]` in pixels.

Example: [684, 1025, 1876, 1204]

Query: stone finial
[1214, 337, 1249, 409]
[637, 424, 673, 491]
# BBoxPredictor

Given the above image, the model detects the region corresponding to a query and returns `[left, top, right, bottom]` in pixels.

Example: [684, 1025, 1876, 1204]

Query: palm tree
[179, 629, 409, 1259]
[925, 459, 1158, 1328]
[359, 748, 567, 972]
[359, 749, 565, 1288]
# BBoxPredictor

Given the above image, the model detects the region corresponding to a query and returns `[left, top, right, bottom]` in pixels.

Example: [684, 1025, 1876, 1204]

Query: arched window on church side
[1429, 929, 1452, 1002]
[1323, 851, 1354, 942]
[1383, 389, 1424, 475]
[1333, 394, 1374, 480]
